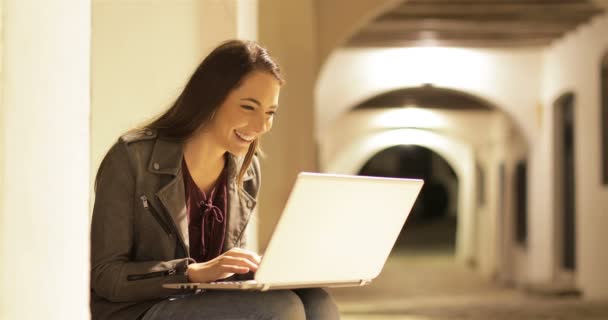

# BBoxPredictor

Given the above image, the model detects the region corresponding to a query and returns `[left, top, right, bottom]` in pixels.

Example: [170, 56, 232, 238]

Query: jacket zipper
[146, 195, 190, 257]
[127, 268, 176, 281]
[141, 195, 174, 236]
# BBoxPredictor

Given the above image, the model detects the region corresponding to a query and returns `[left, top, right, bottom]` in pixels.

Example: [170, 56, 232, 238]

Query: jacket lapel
[148, 137, 254, 254]
[146, 138, 189, 251]
[156, 174, 189, 251]
[224, 156, 257, 250]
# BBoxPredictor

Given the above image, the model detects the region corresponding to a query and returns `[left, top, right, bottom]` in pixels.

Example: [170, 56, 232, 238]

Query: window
[514, 160, 528, 246]
[601, 52, 608, 185]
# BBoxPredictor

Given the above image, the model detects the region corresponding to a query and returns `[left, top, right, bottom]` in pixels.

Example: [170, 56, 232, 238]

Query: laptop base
[163, 279, 371, 291]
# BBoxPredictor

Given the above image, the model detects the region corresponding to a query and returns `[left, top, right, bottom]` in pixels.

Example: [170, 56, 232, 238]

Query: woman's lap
[141, 288, 339, 320]
[292, 288, 340, 320]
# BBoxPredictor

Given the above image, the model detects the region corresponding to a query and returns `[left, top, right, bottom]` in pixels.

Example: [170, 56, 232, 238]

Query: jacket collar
[147, 138, 183, 176]
[147, 137, 250, 182]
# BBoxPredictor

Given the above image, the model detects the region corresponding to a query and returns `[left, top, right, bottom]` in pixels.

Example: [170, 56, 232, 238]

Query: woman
[90, 40, 340, 320]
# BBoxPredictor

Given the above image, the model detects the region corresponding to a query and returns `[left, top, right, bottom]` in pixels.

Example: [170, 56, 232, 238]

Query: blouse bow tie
[199, 200, 225, 223]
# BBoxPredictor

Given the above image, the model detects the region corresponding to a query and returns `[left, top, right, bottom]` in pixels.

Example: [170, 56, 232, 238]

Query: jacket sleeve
[90, 141, 192, 303]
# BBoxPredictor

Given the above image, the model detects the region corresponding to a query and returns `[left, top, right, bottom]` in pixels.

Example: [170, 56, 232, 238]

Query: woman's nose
[252, 112, 269, 133]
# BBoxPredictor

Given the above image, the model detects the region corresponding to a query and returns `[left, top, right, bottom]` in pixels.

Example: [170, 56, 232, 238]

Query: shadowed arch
[324, 128, 477, 263]
[353, 84, 496, 111]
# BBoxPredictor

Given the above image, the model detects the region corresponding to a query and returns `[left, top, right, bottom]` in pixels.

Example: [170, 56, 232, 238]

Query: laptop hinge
[359, 279, 372, 286]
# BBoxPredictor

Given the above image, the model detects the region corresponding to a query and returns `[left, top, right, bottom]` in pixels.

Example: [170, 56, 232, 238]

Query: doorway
[554, 93, 576, 272]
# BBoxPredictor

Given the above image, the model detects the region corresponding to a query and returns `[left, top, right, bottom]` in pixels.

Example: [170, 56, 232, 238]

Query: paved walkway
[329, 251, 608, 320]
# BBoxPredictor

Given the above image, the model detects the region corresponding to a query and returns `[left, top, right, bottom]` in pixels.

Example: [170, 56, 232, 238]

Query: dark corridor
[358, 145, 458, 252]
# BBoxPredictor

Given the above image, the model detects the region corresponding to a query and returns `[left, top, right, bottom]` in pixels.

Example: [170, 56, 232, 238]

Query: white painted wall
[540, 12, 608, 299]
[91, 0, 205, 185]
[475, 142, 500, 278]
[0, 4, 4, 287]
[0, 0, 91, 318]
[237, 0, 258, 41]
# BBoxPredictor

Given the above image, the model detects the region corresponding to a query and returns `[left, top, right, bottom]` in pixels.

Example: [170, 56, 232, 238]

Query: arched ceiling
[354, 85, 496, 111]
[346, 0, 606, 48]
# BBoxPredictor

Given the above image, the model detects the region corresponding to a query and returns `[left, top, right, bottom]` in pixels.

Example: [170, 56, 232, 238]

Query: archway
[324, 128, 476, 263]
[320, 84, 528, 270]
[359, 145, 459, 252]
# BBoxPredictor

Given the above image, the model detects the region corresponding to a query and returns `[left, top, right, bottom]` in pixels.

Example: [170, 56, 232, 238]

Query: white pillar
[236, 0, 260, 252]
[0, 0, 91, 319]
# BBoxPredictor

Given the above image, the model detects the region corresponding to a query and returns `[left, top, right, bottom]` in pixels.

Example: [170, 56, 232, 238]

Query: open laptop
[163, 172, 423, 291]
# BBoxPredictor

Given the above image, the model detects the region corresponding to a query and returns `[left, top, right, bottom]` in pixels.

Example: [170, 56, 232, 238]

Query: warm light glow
[370, 107, 447, 128]
[360, 129, 451, 160]
[361, 47, 493, 89]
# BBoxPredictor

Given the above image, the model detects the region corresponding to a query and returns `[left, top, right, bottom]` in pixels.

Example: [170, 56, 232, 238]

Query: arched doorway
[359, 145, 458, 253]
[553, 92, 577, 280]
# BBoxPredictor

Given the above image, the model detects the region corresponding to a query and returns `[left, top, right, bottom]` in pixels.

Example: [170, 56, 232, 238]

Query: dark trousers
[140, 288, 340, 320]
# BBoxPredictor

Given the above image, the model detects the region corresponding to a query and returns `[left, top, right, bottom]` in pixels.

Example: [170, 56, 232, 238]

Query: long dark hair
[145, 40, 284, 187]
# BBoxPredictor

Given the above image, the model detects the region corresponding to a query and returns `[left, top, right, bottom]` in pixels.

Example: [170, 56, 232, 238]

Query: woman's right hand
[185, 247, 261, 283]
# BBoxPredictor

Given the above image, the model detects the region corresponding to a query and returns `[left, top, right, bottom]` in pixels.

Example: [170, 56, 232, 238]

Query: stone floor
[329, 251, 608, 320]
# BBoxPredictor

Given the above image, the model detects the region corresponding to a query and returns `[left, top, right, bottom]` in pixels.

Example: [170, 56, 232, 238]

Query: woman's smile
[234, 130, 255, 143]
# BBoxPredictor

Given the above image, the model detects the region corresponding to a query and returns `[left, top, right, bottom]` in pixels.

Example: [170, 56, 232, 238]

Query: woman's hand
[186, 247, 261, 283]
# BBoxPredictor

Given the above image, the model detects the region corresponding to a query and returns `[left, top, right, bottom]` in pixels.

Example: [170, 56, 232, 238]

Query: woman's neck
[183, 132, 226, 194]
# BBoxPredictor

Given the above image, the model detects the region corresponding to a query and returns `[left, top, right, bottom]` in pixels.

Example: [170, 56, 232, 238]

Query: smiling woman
[89, 40, 339, 320]
[145, 40, 283, 188]
[190, 71, 280, 176]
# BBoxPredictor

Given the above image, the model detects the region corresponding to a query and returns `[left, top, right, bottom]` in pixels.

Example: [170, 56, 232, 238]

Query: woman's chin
[228, 145, 251, 156]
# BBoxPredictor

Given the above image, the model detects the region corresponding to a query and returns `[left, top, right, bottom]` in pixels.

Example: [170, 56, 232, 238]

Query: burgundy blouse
[182, 158, 229, 263]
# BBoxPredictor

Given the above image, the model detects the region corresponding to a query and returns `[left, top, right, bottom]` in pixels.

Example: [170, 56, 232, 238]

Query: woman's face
[204, 71, 281, 156]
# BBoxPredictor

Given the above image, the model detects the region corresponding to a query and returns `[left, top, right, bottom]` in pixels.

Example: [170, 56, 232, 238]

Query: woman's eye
[241, 105, 255, 111]
[266, 111, 276, 116]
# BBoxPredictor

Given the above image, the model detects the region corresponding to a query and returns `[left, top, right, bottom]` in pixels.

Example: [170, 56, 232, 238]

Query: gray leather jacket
[90, 129, 260, 320]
